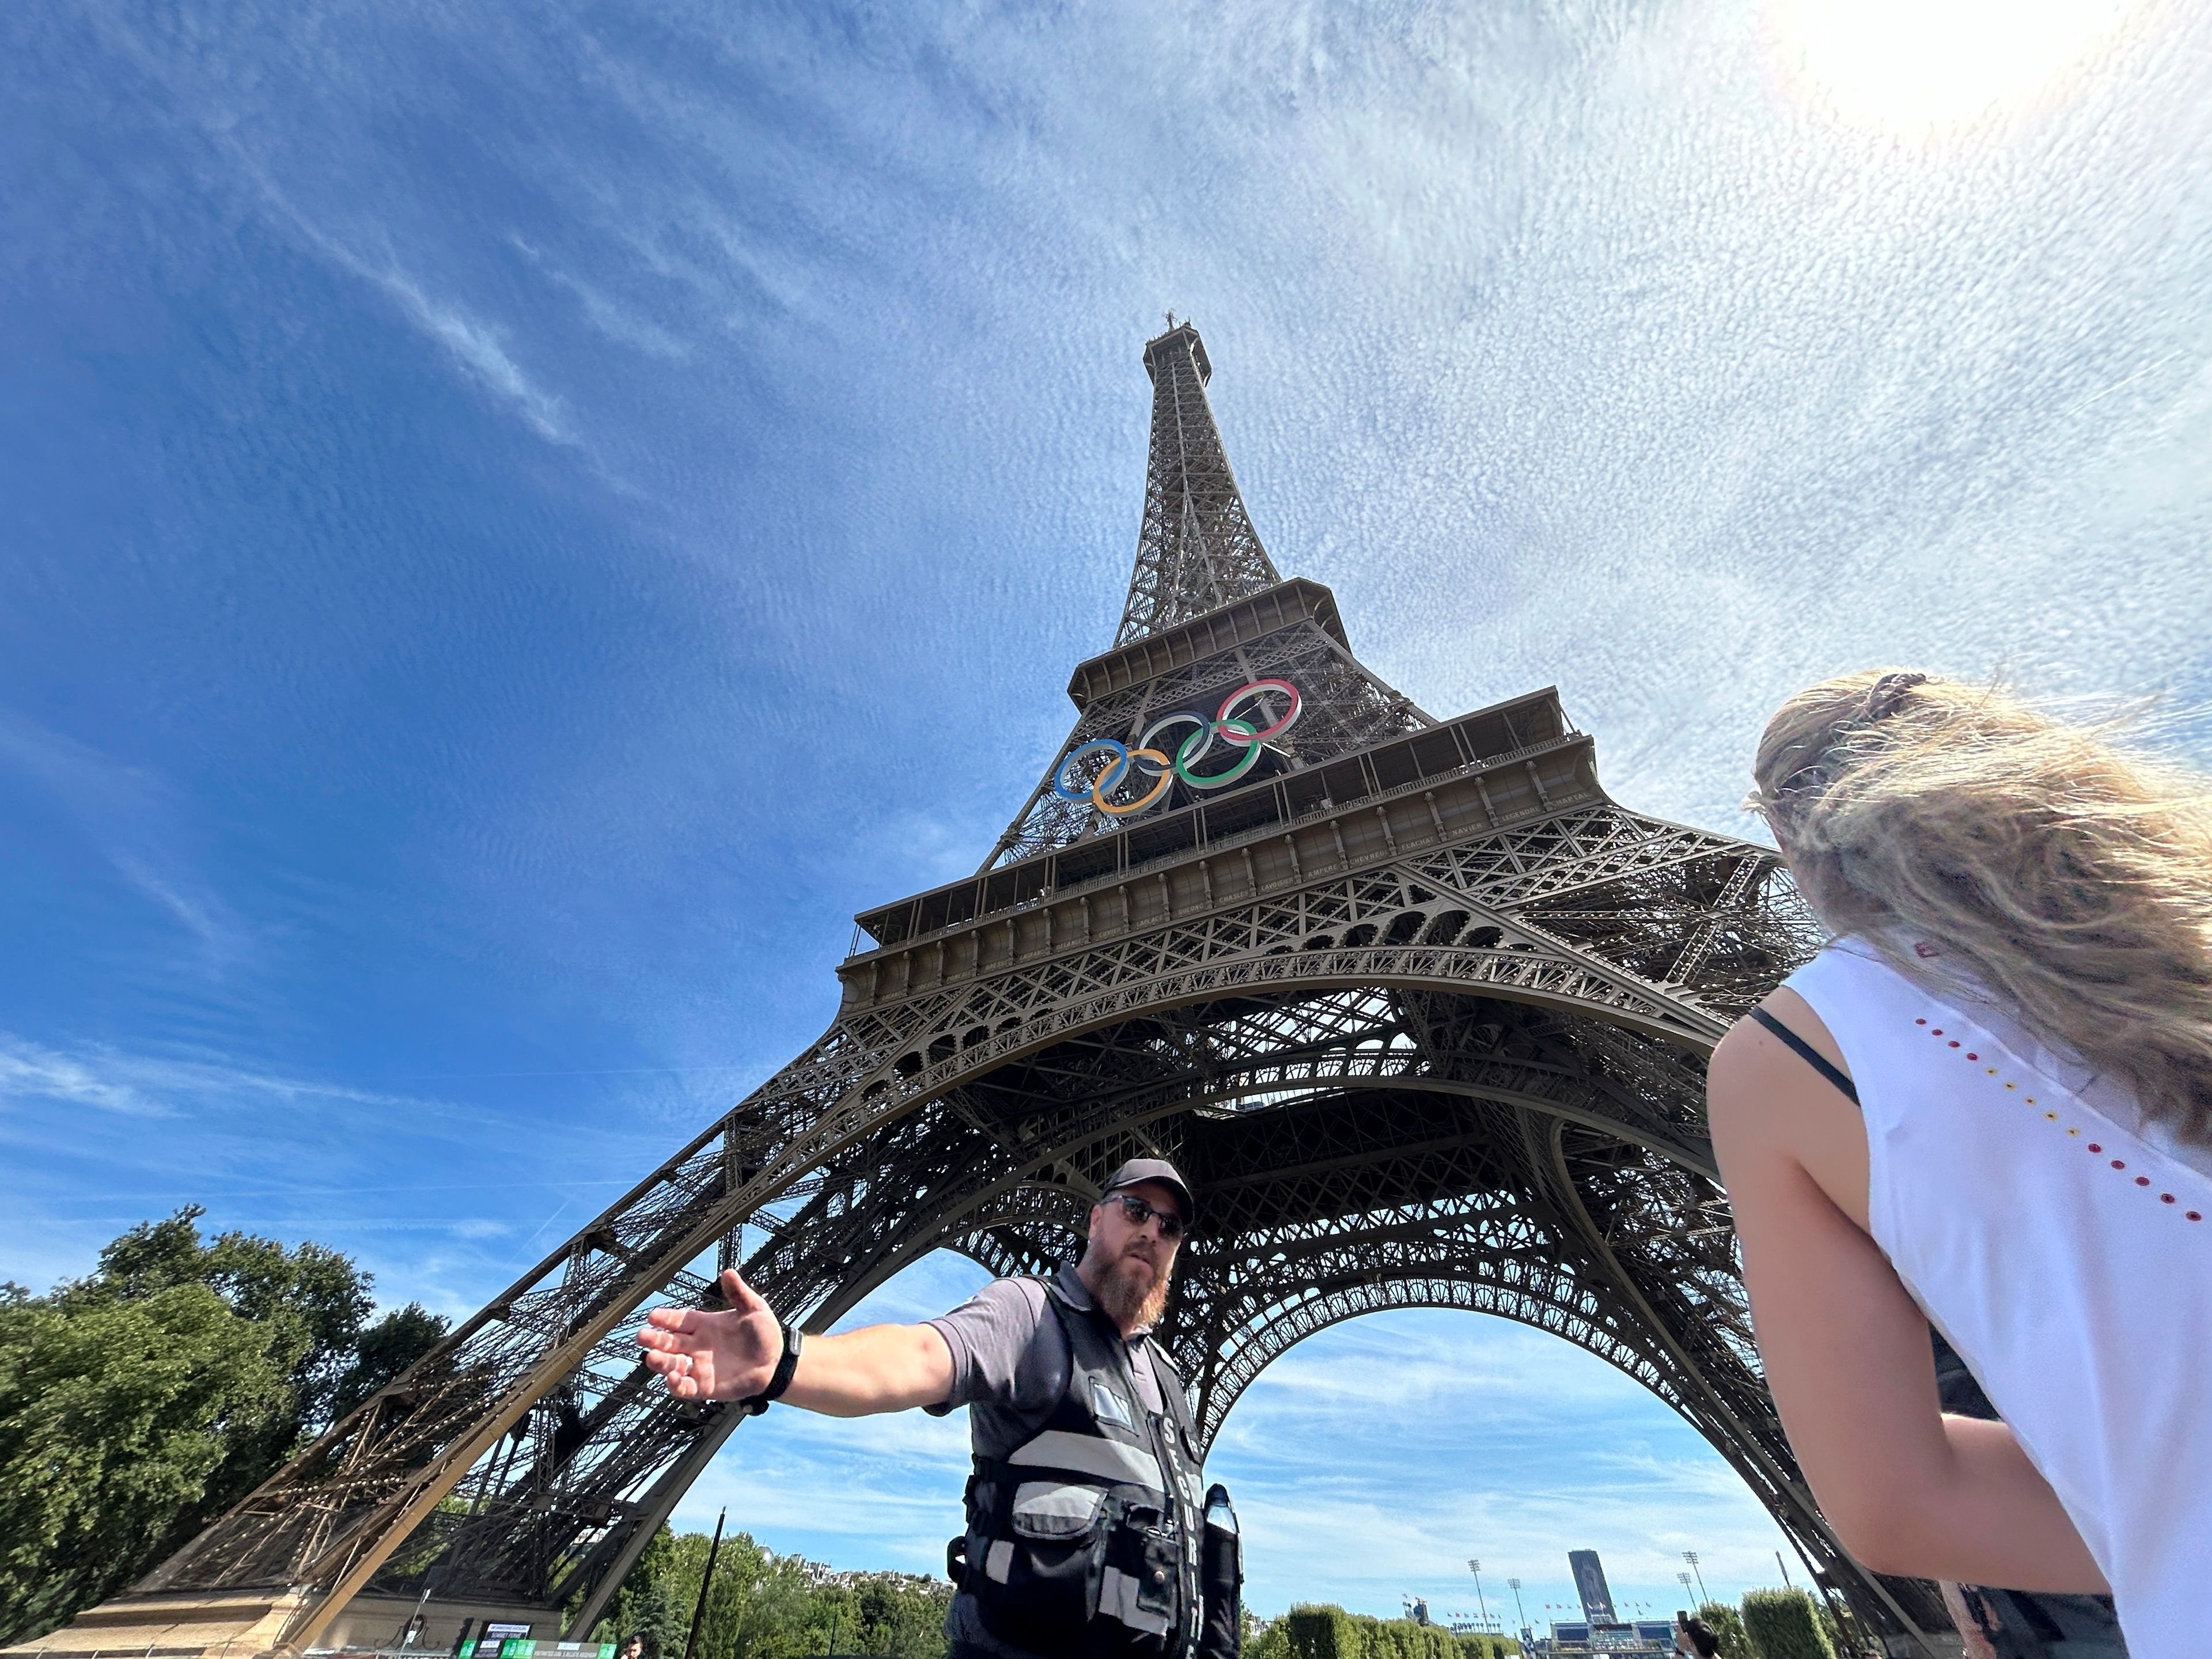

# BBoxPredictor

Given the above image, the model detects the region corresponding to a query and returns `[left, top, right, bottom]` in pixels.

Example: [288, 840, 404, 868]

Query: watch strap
[739, 1320, 801, 1416]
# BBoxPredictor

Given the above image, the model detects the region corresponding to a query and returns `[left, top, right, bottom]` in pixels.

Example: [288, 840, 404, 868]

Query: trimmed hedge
[1741, 1589, 1834, 1659]
[1697, 1600, 1754, 1659]
[1286, 1606, 1366, 1659]
[1281, 1607, 1522, 1659]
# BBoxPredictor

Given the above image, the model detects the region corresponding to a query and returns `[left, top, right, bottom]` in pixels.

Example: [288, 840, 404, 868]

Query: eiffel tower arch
[32, 324, 1956, 1659]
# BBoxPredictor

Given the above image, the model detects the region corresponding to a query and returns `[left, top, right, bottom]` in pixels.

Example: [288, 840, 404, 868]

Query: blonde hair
[1752, 670, 2212, 1147]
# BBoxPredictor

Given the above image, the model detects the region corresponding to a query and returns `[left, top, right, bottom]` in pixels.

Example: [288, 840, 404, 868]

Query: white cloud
[0, 1032, 447, 1119]
[0, 711, 253, 969]
[0, 1039, 168, 1118]
[282, 204, 578, 445]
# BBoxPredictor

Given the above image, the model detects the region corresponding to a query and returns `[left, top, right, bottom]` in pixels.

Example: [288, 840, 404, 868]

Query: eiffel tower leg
[559, 1405, 745, 1637]
[384, 1111, 1089, 1631]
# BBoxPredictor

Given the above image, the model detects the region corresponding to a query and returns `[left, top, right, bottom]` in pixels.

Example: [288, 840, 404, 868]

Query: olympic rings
[1051, 680, 1302, 817]
[1050, 740, 1177, 816]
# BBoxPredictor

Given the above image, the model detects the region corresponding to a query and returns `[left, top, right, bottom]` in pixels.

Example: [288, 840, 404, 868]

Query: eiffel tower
[32, 323, 1954, 1658]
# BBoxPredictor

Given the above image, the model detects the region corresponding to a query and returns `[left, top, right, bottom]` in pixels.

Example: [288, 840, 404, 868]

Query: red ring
[1214, 679, 1303, 745]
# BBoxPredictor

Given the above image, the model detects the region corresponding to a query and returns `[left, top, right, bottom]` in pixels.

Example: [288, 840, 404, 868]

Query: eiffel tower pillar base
[1, 1588, 316, 1659]
[4, 1588, 562, 1659]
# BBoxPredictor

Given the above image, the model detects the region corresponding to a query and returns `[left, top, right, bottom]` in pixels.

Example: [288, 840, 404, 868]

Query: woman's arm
[1707, 1012, 2107, 1593]
[637, 1268, 956, 1416]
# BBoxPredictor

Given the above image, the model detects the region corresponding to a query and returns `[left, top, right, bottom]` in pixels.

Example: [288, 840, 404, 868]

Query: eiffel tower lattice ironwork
[54, 322, 1953, 1657]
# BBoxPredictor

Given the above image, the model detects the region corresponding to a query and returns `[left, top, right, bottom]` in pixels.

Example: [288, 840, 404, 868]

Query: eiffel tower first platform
[24, 324, 1957, 1658]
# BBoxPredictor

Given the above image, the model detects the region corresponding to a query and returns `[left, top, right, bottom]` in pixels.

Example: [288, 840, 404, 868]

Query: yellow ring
[1095, 749, 1174, 816]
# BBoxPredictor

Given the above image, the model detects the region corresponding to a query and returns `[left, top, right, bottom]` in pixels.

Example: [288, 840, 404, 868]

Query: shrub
[1741, 1589, 1834, 1659]
[1286, 1605, 1369, 1659]
[1279, 1607, 1486, 1659]
[1698, 1600, 1753, 1659]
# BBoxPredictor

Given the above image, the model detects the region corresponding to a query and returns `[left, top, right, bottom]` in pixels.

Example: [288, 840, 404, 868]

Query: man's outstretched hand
[636, 1268, 781, 1402]
[636, 1269, 956, 1416]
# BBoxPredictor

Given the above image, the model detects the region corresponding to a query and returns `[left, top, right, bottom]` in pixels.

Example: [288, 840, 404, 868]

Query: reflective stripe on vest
[1007, 1429, 1166, 1490]
[1101, 1565, 1175, 1637]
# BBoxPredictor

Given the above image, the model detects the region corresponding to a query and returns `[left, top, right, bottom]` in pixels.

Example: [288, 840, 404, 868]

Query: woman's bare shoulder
[1709, 990, 1870, 1231]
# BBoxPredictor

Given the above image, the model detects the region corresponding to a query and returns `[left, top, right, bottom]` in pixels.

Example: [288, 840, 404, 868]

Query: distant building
[1569, 1551, 1618, 1623]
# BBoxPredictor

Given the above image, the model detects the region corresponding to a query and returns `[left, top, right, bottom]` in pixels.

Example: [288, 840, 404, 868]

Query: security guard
[637, 1158, 1240, 1659]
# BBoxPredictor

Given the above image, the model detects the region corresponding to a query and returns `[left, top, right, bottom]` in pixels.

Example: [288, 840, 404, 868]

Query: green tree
[0, 1209, 449, 1646]
[844, 1570, 952, 1657]
[1285, 1604, 1369, 1658]
[331, 1301, 451, 1422]
[588, 1524, 951, 1659]
[585, 1524, 688, 1658]
[0, 1280, 287, 1645]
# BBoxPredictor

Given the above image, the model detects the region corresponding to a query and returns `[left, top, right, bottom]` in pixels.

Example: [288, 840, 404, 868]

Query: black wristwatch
[738, 1320, 802, 1416]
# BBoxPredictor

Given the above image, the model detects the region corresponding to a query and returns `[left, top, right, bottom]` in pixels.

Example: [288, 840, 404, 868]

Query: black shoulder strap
[1748, 1007, 1859, 1105]
[1146, 1339, 1196, 1438]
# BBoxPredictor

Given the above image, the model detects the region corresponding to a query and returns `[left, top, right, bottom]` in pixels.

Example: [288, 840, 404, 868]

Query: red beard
[1094, 1244, 1172, 1331]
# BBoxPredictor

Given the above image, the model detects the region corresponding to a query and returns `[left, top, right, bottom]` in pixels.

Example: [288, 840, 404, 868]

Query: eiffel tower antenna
[34, 327, 1949, 1659]
[1118, 317, 1279, 645]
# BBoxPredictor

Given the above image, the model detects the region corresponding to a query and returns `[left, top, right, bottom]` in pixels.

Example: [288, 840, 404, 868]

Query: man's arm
[637, 1268, 955, 1416]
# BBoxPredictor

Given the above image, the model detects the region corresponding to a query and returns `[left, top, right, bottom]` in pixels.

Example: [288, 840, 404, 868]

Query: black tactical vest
[957, 1277, 1206, 1658]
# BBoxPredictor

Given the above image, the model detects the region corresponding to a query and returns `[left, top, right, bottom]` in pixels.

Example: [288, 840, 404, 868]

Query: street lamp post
[1469, 1560, 1492, 1632]
[1683, 1552, 1708, 1605]
[1509, 1578, 1529, 1641]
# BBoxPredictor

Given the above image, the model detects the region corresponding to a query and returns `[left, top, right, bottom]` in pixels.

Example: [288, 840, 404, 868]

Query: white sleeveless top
[1785, 942, 2212, 1659]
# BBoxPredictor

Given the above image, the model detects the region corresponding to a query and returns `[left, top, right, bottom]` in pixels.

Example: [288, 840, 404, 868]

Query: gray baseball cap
[1099, 1157, 1195, 1227]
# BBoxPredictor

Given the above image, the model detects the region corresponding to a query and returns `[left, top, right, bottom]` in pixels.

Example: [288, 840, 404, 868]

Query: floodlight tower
[1509, 1578, 1530, 1639]
[1469, 1560, 1492, 1632]
[1684, 1552, 1709, 1604]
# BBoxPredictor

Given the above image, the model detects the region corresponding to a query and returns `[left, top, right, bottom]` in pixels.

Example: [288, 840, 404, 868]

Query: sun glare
[1774, 0, 2141, 130]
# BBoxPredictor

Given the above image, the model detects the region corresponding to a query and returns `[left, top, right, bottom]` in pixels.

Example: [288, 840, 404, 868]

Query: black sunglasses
[1105, 1191, 1185, 1238]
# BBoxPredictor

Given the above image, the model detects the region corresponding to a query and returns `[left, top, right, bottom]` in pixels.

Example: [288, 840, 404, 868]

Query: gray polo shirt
[925, 1260, 1169, 1657]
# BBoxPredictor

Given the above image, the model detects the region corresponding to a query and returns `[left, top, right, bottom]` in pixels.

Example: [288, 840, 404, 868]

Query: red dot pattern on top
[1919, 1017, 2202, 1225]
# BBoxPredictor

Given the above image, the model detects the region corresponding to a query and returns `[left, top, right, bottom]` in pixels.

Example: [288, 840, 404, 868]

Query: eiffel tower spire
[1116, 321, 1282, 645]
[982, 324, 1427, 870]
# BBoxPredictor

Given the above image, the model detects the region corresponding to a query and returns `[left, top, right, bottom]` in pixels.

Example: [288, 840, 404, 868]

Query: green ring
[1175, 718, 1260, 789]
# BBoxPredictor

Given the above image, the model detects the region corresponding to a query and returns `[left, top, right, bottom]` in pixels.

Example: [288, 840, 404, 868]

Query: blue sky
[6, 0, 2212, 1626]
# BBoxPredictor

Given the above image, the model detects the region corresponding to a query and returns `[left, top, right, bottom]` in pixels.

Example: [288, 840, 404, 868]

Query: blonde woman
[1708, 671, 2212, 1658]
